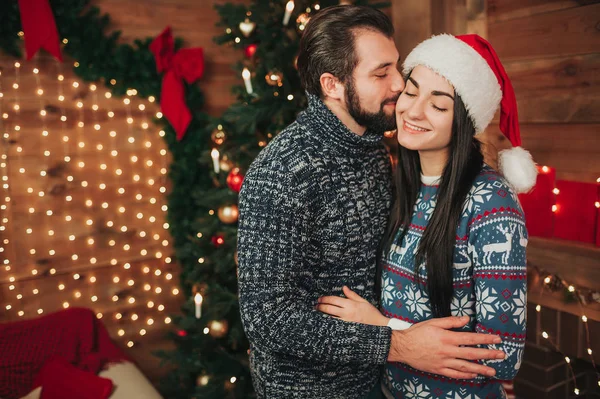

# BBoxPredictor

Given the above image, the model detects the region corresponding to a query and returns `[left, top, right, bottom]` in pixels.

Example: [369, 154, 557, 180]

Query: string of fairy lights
[0, 32, 180, 347]
[532, 264, 600, 394]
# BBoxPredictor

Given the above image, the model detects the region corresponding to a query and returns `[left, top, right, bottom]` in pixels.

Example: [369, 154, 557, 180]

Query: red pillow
[34, 356, 113, 399]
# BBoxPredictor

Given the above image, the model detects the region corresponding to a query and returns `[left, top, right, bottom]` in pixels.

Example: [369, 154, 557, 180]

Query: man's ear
[319, 73, 344, 100]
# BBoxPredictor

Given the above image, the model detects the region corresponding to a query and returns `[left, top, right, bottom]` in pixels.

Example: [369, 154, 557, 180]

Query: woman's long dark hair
[376, 86, 484, 318]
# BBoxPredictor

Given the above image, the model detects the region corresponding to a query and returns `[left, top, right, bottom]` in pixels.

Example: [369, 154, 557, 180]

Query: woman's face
[396, 65, 455, 155]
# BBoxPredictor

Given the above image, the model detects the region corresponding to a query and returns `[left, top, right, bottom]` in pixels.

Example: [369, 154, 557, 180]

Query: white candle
[194, 293, 203, 319]
[242, 68, 253, 94]
[283, 1, 295, 26]
[211, 148, 220, 174]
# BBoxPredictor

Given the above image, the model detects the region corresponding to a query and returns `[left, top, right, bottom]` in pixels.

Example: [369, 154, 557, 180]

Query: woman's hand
[316, 286, 389, 327]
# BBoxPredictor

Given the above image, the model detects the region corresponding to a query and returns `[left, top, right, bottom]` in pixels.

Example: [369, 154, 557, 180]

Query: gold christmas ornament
[384, 130, 396, 138]
[265, 70, 283, 87]
[211, 125, 227, 145]
[296, 13, 311, 32]
[197, 374, 210, 386]
[219, 159, 232, 173]
[217, 204, 239, 224]
[208, 319, 229, 338]
[239, 18, 256, 37]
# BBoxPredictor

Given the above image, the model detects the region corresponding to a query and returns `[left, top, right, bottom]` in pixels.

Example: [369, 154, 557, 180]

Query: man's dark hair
[297, 5, 395, 97]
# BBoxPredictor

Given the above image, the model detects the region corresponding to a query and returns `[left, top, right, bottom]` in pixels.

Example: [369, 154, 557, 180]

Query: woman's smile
[402, 119, 431, 134]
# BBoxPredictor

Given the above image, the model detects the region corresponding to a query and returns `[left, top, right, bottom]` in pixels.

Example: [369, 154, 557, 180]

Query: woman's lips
[403, 120, 430, 134]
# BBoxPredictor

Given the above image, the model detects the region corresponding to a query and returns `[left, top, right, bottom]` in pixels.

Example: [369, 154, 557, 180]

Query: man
[237, 5, 505, 398]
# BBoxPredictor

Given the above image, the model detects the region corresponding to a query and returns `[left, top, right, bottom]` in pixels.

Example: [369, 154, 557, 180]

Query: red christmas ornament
[244, 44, 258, 58]
[226, 168, 244, 193]
[177, 329, 187, 337]
[211, 234, 225, 247]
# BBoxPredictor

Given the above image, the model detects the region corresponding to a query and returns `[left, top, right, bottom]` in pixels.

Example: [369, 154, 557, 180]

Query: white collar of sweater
[420, 174, 441, 185]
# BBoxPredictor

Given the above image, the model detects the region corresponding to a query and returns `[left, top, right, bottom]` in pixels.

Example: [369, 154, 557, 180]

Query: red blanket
[0, 307, 130, 399]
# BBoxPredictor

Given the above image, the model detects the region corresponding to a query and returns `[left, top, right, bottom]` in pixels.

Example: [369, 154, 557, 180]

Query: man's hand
[388, 316, 505, 379]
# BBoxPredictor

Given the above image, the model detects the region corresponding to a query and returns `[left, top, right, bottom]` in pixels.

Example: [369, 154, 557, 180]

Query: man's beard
[345, 78, 398, 132]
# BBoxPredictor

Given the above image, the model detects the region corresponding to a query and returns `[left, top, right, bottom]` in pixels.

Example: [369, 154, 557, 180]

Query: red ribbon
[18, 0, 63, 61]
[150, 27, 204, 141]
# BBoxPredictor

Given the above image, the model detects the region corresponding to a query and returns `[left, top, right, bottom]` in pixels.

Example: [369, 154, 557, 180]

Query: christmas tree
[158, 1, 387, 397]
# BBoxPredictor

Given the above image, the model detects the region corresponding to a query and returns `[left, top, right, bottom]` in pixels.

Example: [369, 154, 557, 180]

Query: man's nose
[391, 70, 405, 94]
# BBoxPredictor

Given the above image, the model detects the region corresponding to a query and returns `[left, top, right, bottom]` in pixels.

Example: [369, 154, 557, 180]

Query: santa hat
[403, 34, 537, 193]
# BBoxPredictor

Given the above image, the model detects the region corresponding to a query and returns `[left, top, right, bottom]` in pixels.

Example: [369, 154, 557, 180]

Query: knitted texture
[237, 95, 393, 398]
[382, 166, 527, 398]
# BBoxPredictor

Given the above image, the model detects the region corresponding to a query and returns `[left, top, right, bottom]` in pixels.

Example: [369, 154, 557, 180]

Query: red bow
[18, 0, 63, 61]
[150, 27, 204, 141]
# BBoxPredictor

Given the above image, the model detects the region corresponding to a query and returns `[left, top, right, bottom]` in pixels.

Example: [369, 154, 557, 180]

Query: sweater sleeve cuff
[362, 325, 392, 365]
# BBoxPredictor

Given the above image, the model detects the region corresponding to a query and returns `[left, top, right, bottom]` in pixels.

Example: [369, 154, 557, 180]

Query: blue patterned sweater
[382, 166, 527, 399]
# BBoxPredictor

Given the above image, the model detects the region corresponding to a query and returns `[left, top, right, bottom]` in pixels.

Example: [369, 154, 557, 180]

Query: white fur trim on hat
[498, 146, 538, 193]
[403, 34, 502, 134]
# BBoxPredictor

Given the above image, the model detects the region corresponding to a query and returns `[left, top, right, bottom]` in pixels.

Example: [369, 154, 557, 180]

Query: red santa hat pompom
[403, 34, 537, 193]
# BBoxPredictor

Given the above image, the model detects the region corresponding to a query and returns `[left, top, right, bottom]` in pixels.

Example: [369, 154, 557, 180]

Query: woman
[317, 34, 537, 398]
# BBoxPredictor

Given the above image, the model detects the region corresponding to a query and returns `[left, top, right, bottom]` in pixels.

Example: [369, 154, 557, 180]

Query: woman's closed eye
[432, 104, 448, 112]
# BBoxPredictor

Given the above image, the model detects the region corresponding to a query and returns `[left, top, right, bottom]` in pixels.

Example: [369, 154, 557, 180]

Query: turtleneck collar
[297, 93, 384, 157]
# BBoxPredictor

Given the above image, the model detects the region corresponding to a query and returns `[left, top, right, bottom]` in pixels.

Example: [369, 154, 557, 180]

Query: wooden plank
[4, 153, 169, 200]
[393, 0, 432, 59]
[501, 54, 600, 124]
[528, 291, 600, 324]
[0, 244, 177, 285]
[5, 219, 170, 266]
[0, 256, 180, 316]
[486, 124, 600, 183]
[487, 0, 592, 23]
[488, 4, 600, 60]
[527, 237, 600, 290]
[466, 0, 488, 38]
[8, 180, 169, 213]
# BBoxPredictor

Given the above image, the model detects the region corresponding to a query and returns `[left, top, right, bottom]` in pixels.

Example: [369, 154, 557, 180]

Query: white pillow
[99, 362, 163, 399]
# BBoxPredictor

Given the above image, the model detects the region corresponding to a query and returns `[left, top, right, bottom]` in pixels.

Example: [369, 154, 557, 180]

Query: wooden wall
[393, 0, 600, 299]
[0, 0, 247, 384]
[487, 0, 600, 313]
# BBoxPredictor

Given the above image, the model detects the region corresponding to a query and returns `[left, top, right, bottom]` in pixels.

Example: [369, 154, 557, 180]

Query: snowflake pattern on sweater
[382, 166, 527, 399]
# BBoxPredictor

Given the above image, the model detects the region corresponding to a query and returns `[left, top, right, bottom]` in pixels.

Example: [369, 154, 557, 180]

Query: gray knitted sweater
[237, 95, 393, 398]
